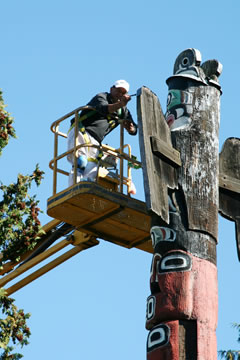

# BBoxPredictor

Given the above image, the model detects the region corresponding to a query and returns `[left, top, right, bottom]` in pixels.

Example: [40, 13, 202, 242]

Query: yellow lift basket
[47, 106, 152, 253]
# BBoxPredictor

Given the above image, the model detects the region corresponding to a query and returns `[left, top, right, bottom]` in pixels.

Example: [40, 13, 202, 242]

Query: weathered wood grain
[150, 135, 181, 167]
[219, 137, 240, 260]
[171, 85, 220, 240]
[137, 86, 178, 224]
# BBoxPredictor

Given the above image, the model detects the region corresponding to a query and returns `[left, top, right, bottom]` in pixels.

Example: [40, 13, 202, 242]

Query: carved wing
[219, 137, 240, 261]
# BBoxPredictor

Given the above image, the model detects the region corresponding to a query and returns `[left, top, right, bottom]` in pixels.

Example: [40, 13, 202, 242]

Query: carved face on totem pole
[146, 250, 218, 331]
[147, 321, 179, 359]
[166, 89, 193, 130]
[165, 48, 222, 241]
[165, 48, 222, 133]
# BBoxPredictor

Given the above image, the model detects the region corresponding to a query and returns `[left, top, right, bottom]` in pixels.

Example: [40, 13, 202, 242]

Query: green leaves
[0, 89, 45, 358]
[0, 165, 44, 358]
[0, 289, 31, 360]
[0, 165, 45, 266]
[218, 350, 240, 359]
[0, 90, 16, 157]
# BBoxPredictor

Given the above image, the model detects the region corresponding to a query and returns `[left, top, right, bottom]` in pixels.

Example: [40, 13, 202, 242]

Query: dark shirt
[77, 92, 137, 143]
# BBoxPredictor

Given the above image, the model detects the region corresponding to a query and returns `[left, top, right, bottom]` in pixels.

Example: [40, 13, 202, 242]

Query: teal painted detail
[167, 90, 181, 110]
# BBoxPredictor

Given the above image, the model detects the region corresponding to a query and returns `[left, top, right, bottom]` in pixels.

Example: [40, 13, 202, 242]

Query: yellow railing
[49, 106, 141, 196]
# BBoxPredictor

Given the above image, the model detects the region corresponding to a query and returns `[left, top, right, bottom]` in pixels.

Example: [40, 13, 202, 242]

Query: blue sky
[1, 0, 240, 358]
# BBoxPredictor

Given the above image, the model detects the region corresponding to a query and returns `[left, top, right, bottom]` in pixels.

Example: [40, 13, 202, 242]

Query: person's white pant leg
[82, 133, 100, 181]
[67, 128, 87, 186]
[67, 128, 100, 186]
[67, 127, 87, 162]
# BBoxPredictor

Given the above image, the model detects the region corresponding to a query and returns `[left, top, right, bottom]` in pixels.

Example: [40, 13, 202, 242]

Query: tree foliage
[0, 289, 31, 360]
[0, 90, 16, 156]
[0, 90, 44, 358]
[0, 166, 44, 267]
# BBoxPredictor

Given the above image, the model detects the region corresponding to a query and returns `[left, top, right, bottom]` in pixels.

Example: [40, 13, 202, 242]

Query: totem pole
[137, 48, 222, 359]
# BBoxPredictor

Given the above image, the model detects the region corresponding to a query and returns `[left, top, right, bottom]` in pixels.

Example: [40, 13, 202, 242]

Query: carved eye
[182, 57, 189, 66]
[147, 324, 170, 352]
[146, 296, 156, 320]
[158, 251, 192, 273]
[167, 93, 172, 107]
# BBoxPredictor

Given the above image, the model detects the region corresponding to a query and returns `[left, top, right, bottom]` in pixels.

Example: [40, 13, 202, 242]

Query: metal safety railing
[49, 105, 141, 196]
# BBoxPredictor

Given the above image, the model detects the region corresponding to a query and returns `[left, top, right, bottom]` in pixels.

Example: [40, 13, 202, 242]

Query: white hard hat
[113, 79, 130, 93]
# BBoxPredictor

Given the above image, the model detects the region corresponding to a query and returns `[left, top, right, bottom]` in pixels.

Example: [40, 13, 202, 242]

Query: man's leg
[82, 133, 100, 181]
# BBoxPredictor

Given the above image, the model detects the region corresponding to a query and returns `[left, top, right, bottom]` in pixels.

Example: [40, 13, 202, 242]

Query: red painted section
[146, 250, 218, 359]
[147, 250, 218, 330]
[147, 320, 217, 360]
[147, 321, 179, 360]
[197, 322, 217, 360]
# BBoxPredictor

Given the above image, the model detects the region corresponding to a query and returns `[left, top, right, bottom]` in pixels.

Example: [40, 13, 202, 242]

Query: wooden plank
[112, 207, 150, 232]
[128, 234, 151, 249]
[137, 86, 178, 223]
[47, 182, 152, 251]
[150, 135, 181, 167]
[69, 194, 120, 218]
[219, 137, 240, 195]
[219, 137, 240, 180]
[65, 200, 122, 228]
[219, 173, 240, 193]
[48, 182, 148, 215]
[88, 217, 147, 241]
[135, 239, 152, 253]
[219, 137, 240, 260]
[81, 215, 148, 245]
[49, 202, 90, 227]
[47, 183, 150, 231]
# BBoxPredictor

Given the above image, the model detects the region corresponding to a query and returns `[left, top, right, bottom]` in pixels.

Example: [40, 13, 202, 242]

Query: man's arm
[88, 93, 137, 134]
[123, 109, 137, 135]
[123, 120, 137, 135]
[108, 94, 131, 113]
[87, 93, 109, 115]
[88, 93, 130, 115]
[109, 94, 137, 135]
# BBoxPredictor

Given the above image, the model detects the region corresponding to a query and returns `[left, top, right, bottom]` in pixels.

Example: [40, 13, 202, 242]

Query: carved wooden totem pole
[137, 48, 223, 359]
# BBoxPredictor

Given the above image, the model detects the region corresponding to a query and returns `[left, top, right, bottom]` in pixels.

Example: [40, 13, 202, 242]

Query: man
[67, 79, 137, 186]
